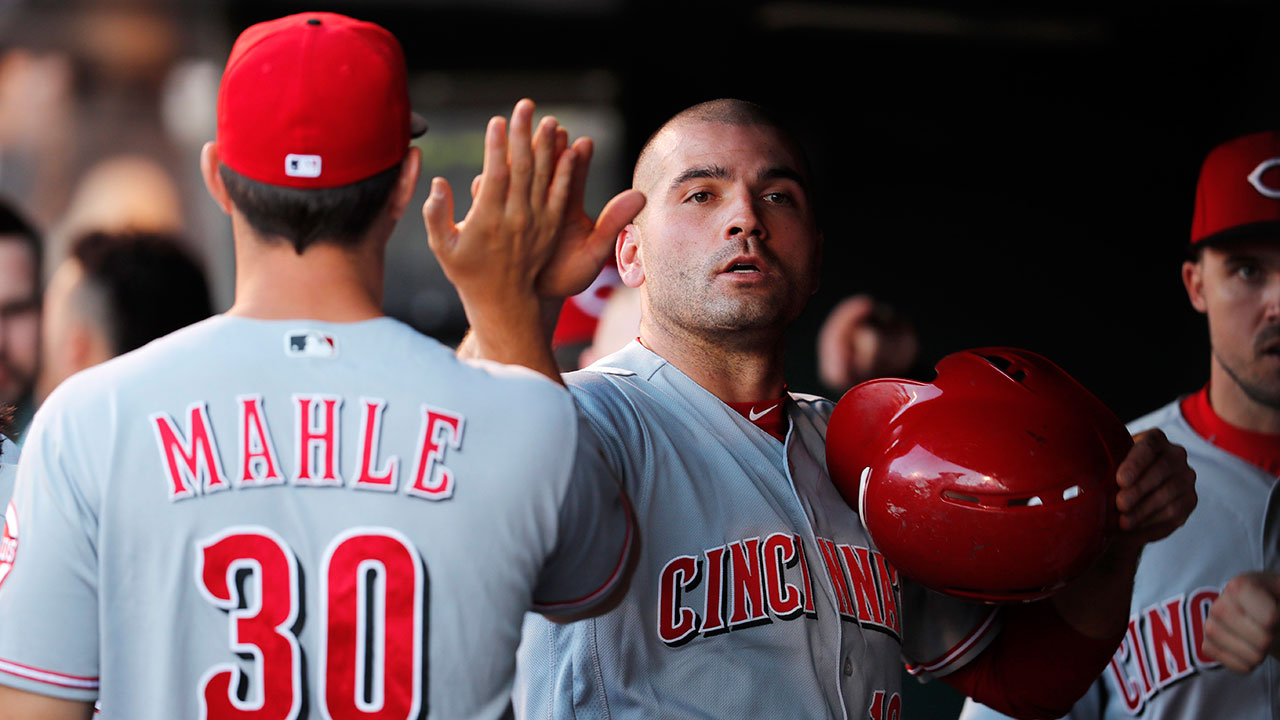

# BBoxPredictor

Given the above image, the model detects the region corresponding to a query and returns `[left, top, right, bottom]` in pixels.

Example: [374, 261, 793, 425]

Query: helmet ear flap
[826, 379, 933, 508]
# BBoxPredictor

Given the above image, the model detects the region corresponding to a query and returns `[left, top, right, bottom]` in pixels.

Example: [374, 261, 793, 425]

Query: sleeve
[900, 578, 1002, 680]
[0, 407, 101, 701]
[530, 410, 635, 619]
[943, 600, 1121, 719]
[958, 679, 1105, 720]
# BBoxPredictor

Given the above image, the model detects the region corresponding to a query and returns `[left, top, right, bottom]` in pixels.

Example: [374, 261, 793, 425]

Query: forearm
[457, 289, 563, 384]
[1051, 539, 1142, 640]
[945, 600, 1122, 719]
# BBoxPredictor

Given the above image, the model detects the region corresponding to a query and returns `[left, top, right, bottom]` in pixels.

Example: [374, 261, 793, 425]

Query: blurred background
[1, 0, 1277, 714]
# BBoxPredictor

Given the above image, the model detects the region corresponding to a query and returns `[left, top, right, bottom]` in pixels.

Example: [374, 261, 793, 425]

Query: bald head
[633, 99, 811, 204]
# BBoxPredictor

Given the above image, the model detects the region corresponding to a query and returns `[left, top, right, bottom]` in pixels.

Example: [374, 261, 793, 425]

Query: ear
[386, 147, 422, 221]
[200, 142, 234, 215]
[617, 224, 644, 288]
[1182, 258, 1207, 314]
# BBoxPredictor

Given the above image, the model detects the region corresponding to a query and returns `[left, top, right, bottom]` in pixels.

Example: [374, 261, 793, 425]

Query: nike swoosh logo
[748, 404, 779, 422]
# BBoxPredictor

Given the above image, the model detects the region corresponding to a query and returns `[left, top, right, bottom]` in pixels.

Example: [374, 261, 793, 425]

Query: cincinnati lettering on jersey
[657, 533, 902, 647]
[149, 396, 465, 503]
[1106, 586, 1222, 715]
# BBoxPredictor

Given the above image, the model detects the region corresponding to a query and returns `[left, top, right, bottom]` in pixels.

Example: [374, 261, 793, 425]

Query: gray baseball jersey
[960, 397, 1280, 720]
[514, 341, 999, 719]
[0, 315, 634, 719]
[0, 435, 16, 541]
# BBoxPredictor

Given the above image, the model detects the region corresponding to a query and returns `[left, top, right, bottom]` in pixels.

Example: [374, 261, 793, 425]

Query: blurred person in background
[36, 230, 211, 403]
[0, 201, 40, 440]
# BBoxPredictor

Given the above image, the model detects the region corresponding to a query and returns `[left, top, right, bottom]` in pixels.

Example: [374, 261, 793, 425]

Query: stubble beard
[1214, 346, 1280, 410]
[646, 264, 793, 346]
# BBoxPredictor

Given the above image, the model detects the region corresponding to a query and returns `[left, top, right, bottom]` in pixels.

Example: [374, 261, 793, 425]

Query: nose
[1266, 273, 1280, 322]
[723, 192, 767, 243]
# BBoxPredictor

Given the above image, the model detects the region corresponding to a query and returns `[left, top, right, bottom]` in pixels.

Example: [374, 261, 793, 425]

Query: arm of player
[0, 686, 93, 720]
[1050, 428, 1197, 639]
[1202, 571, 1280, 673]
[439, 103, 644, 381]
[530, 413, 638, 624]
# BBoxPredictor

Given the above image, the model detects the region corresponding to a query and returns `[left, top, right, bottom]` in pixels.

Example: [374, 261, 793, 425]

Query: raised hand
[424, 98, 574, 309]
[536, 136, 646, 300]
[423, 99, 575, 378]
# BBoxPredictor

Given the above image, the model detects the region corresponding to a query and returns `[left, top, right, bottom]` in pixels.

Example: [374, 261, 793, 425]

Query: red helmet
[826, 347, 1132, 603]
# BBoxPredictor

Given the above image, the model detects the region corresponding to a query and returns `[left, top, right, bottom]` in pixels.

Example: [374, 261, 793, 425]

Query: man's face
[0, 238, 38, 405]
[1185, 239, 1280, 407]
[625, 122, 820, 345]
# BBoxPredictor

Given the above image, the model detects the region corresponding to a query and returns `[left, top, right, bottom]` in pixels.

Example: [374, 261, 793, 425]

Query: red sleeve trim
[0, 657, 99, 690]
[906, 608, 1000, 676]
[531, 491, 636, 613]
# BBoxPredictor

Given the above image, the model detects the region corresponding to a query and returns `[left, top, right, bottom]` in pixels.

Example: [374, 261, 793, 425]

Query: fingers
[1113, 429, 1197, 538]
[595, 188, 646, 245]
[530, 115, 558, 213]
[470, 174, 482, 200]
[422, 177, 456, 252]
[475, 115, 509, 212]
[1115, 428, 1166, 491]
[506, 99, 535, 213]
[1203, 574, 1280, 673]
[565, 136, 595, 221]
[543, 148, 577, 231]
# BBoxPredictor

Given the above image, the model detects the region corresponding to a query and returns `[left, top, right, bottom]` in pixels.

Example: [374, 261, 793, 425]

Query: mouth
[720, 256, 766, 275]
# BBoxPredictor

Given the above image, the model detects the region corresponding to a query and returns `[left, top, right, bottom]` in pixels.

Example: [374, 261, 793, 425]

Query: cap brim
[410, 111, 429, 138]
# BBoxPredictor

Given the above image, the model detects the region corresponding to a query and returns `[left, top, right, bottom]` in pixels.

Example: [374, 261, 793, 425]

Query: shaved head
[633, 99, 812, 212]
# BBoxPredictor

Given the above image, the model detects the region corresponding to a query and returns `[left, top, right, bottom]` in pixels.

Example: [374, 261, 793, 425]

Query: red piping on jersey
[1181, 385, 1280, 476]
[0, 657, 99, 690]
[531, 490, 636, 613]
[905, 607, 999, 676]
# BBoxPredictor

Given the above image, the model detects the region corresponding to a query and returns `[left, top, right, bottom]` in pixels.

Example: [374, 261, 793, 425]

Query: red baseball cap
[1191, 130, 1280, 246]
[216, 12, 427, 190]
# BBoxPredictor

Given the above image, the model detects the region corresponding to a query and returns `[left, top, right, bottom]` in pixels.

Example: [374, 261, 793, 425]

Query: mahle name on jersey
[150, 394, 464, 503]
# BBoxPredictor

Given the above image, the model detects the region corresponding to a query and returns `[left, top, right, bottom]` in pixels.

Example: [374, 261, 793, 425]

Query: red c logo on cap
[1247, 158, 1280, 199]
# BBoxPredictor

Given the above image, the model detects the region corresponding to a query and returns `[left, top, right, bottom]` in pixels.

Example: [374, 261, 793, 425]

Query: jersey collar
[1180, 385, 1280, 476]
[725, 395, 790, 442]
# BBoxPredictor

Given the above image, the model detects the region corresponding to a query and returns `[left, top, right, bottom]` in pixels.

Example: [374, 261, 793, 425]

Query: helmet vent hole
[979, 354, 1027, 383]
[1062, 485, 1082, 501]
[1006, 495, 1043, 507]
[942, 490, 981, 505]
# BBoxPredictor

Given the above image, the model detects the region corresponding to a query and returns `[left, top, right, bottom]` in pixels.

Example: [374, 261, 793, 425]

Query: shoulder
[1126, 397, 1186, 436]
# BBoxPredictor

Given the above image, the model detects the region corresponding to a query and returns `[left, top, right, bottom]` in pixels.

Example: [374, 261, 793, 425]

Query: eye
[687, 191, 712, 204]
[1234, 263, 1263, 282]
[763, 191, 792, 205]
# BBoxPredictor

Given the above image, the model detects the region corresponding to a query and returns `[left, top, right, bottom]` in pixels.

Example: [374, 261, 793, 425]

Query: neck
[228, 217, 385, 322]
[1208, 356, 1280, 434]
[639, 314, 787, 403]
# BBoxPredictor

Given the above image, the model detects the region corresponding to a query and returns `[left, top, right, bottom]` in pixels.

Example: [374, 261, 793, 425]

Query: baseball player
[961, 130, 1280, 720]
[428, 98, 1198, 719]
[0, 13, 634, 720]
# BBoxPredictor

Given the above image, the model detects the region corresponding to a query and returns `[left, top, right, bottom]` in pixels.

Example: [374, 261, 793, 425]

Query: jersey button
[843, 656, 853, 677]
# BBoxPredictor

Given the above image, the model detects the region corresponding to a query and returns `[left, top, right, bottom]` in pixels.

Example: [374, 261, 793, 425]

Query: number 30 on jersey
[195, 526, 428, 720]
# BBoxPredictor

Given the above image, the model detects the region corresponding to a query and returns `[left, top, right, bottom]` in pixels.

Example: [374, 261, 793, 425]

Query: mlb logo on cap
[1192, 130, 1280, 246]
[216, 12, 427, 190]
